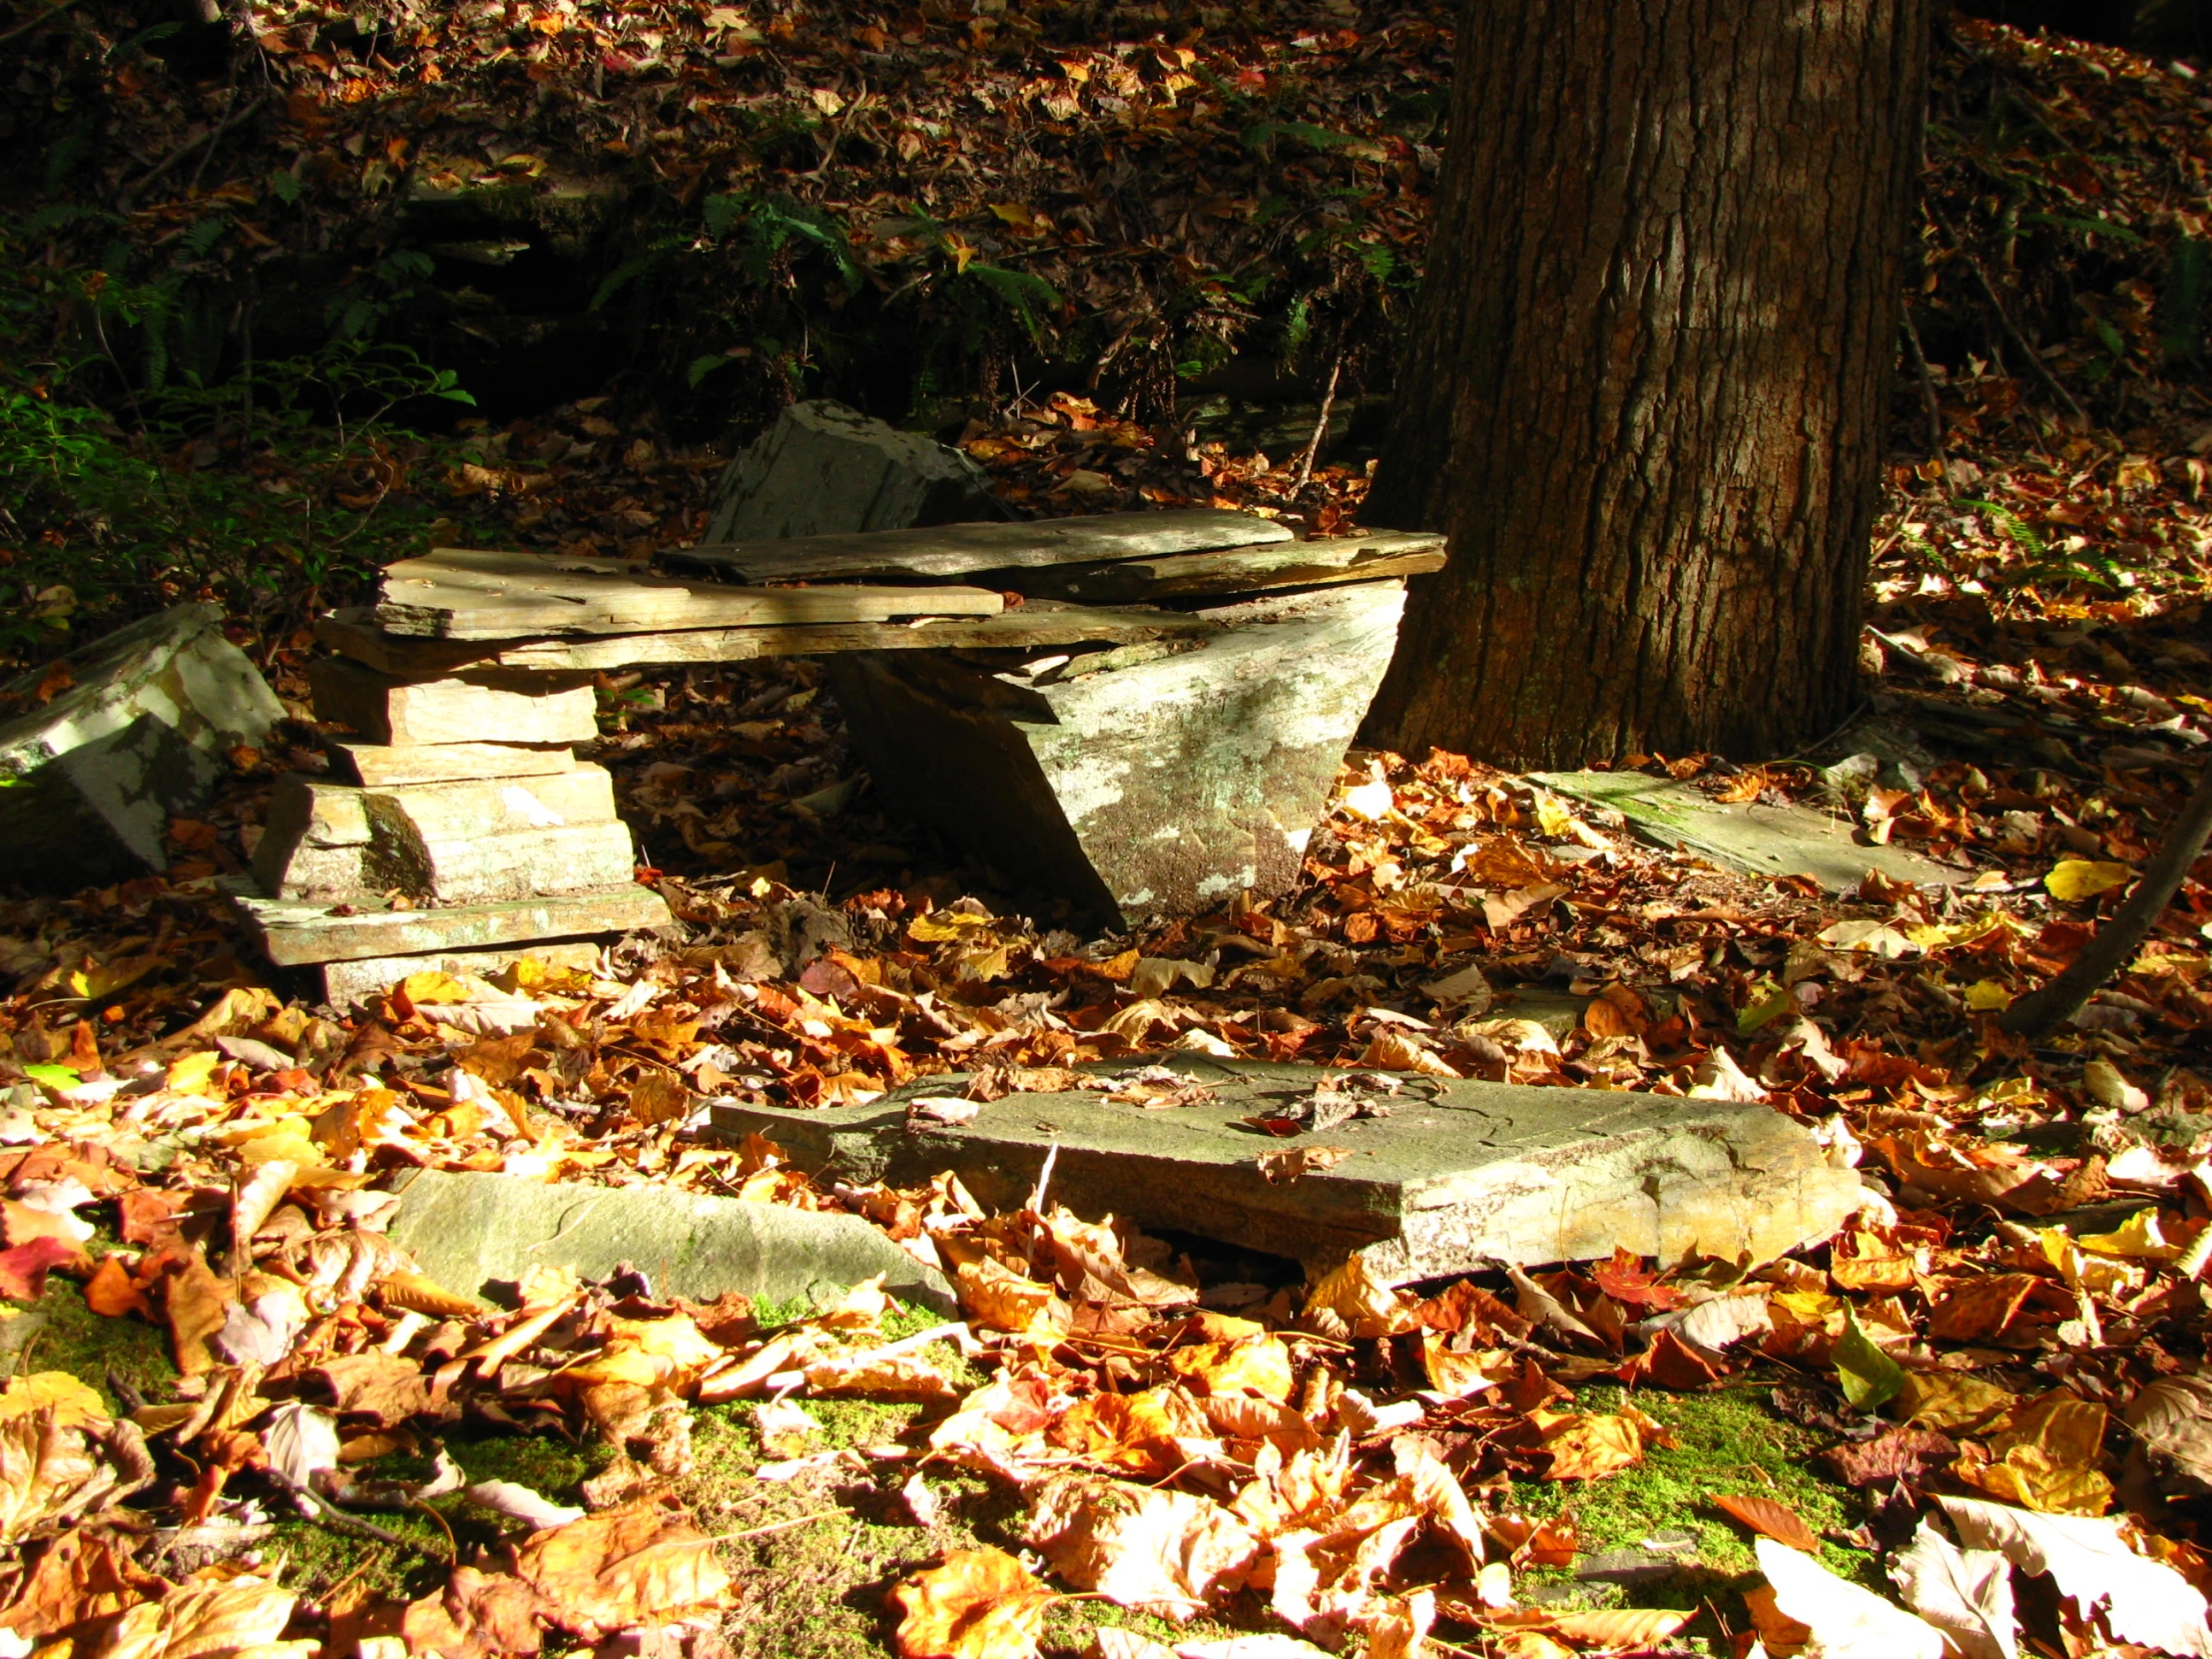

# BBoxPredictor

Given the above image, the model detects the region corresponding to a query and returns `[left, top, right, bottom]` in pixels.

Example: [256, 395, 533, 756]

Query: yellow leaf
[1533, 1410, 1645, 1481]
[891, 1548, 1055, 1659]
[2078, 1207, 2179, 1260]
[1164, 1337, 1295, 1403]
[400, 970, 472, 1004]
[908, 910, 991, 944]
[0, 1372, 108, 1431]
[1896, 1372, 2017, 1433]
[2045, 859, 2133, 901]
[1963, 980, 2014, 1011]
[164, 1050, 221, 1093]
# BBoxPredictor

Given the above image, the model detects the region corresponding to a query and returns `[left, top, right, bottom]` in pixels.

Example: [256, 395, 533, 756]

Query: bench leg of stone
[826, 583, 1406, 925]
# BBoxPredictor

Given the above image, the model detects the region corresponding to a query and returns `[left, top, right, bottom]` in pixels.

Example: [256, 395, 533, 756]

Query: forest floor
[8, 7, 2212, 1659]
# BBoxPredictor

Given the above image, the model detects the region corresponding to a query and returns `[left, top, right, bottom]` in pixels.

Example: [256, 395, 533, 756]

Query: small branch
[273, 1470, 448, 1563]
[0, 0, 85, 44]
[1925, 201, 2086, 424]
[1899, 304, 1950, 498]
[121, 93, 269, 209]
[2000, 761, 2212, 1038]
[1294, 349, 1345, 492]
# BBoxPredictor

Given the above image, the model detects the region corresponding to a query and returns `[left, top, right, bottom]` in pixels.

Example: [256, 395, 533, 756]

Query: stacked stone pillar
[228, 659, 670, 1006]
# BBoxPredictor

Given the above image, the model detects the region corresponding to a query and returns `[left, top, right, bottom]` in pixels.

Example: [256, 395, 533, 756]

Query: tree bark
[1364, 0, 1930, 769]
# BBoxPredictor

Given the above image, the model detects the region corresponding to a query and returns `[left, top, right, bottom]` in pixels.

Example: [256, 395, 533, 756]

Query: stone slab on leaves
[308, 657, 600, 747]
[700, 398, 1001, 544]
[1530, 770, 1965, 892]
[320, 940, 600, 1009]
[829, 583, 1406, 925]
[0, 603, 284, 887]
[386, 1168, 955, 1312]
[222, 875, 671, 965]
[711, 1055, 1863, 1283]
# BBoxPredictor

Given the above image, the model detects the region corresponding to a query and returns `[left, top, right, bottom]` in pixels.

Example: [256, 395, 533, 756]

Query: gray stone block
[0, 604, 283, 887]
[222, 874, 672, 965]
[254, 768, 633, 903]
[386, 1168, 956, 1313]
[830, 584, 1406, 924]
[714, 1056, 1863, 1285]
[704, 399, 999, 543]
[308, 658, 599, 747]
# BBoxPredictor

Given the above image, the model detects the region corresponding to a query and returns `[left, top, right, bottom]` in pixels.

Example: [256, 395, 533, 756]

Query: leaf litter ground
[17, 12, 2212, 1659]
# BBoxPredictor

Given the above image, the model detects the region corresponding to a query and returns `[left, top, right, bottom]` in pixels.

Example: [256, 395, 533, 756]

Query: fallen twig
[121, 93, 270, 209]
[2001, 760, 2212, 1038]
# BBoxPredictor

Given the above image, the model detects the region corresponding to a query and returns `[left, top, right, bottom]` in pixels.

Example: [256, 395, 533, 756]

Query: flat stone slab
[0, 603, 283, 887]
[711, 1056, 1862, 1284]
[830, 583, 1407, 925]
[386, 1169, 955, 1313]
[221, 875, 671, 965]
[1531, 770, 1965, 892]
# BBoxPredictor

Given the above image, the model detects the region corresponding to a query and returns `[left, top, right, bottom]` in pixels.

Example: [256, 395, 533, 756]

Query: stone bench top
[333, 511, 1446, 674]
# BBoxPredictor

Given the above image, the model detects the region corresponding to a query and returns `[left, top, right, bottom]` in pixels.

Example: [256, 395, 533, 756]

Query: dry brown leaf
[1026, 1473, 1260, 1621]
[0, 1527, 170, 1638]
[162, 1247, 233, 1378]
[1936, 1494, 2212, 1657]
[1714, 1492, 1820, 1553]
[316, 1352, 434, 1426]
[402, 1565, 552, 1659]
[511, 1498, 733, 1639]
[1536, 1609, 1696, 1649]
[1888, 1518, 2016, 1659]
[98, 1572, 312, 1659]
[1164, 1338, 1294, 1403]
[1531, 1410, 1644, 1481]
[891, 1548, 1057, 1659]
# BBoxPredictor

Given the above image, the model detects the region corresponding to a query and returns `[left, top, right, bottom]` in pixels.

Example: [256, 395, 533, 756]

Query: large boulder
[704, 399, 1000, 543]
[0, 604, 283, 888]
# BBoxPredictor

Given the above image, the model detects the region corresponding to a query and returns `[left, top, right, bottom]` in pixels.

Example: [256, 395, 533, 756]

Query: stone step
[329, 741, 577, 787]
[308, 657, 600, 746]
[711, 1056, 1864, 1284]
[253, 768, 629, 902]
[221, 874, 672, 965]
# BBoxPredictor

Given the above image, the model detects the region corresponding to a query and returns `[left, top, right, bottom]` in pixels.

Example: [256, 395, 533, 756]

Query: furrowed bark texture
[1364, 0, 1929, 768]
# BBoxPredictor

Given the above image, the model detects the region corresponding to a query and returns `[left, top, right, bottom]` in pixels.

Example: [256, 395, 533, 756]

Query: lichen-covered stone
[830, 583, 1406, 924]
[0, 604, 283, 887]
[714, 1055, 1865, 1284]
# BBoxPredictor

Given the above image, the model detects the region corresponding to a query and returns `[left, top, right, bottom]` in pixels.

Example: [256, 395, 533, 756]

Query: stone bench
[229, 509, 1444, 1001]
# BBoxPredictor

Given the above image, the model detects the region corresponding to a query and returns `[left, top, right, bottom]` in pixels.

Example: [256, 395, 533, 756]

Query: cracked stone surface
[386, 1168, 955, 1312]
[0, 603, 284, 887]
[712, 1055, 1863, 1283]
[829, 584, 1406, 925]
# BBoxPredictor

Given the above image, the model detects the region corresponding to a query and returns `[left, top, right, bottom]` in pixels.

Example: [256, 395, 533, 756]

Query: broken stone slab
[320, 940, 599, 1008]
[1531, 770, 1966, 893]
[712, 1056, 1863, 1285]
[252, 769, 633, 904]
[829, 583, 1407, 925]
[0, 604, 284, 888]
[703, 399, 1000, 544]
[330, 741, 576, 787]
[221, 875, 672, 965]
[308, 658, 599, 747]
[385, 1168, 955, 1313]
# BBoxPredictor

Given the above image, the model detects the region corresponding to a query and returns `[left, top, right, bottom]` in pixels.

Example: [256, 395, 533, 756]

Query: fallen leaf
[0, 1374, 108, 1433]
[0, 1237, 81, 1301]
[511, 1498, 733, 1638]
[1888, 1517, 2016, 1659]
[1936, 1493, 2212, 1657]
[1027, 1474, 1260, 1621]
[262, 1401, 338, 1490]
[1714, 1492, 1820, 1553]
[1533, 1410, 1645, 1481]
[83, 1255, 151, 1319]
[470, 1479, 586, 1530]
[2044, 859, 2133, 901]
[892, 1547, 1057, 1659]
[97, 1572, 311, 1659]
[1831, 1312, 1906, 1411]
[2125, 1374, 2212, 1495]
[1820, 1426, 1958, 1487]
[1755, 1535, 1945, 1659]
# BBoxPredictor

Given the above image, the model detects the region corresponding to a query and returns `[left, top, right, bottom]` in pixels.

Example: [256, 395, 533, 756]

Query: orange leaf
[890, 1548, 1055, 1659]
[1713, 1492, 1820, 1553]
[84, 1255, 150, 1319]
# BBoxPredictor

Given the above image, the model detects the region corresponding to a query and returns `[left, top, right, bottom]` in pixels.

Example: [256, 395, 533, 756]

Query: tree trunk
[1363, 0, 1930, 769]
